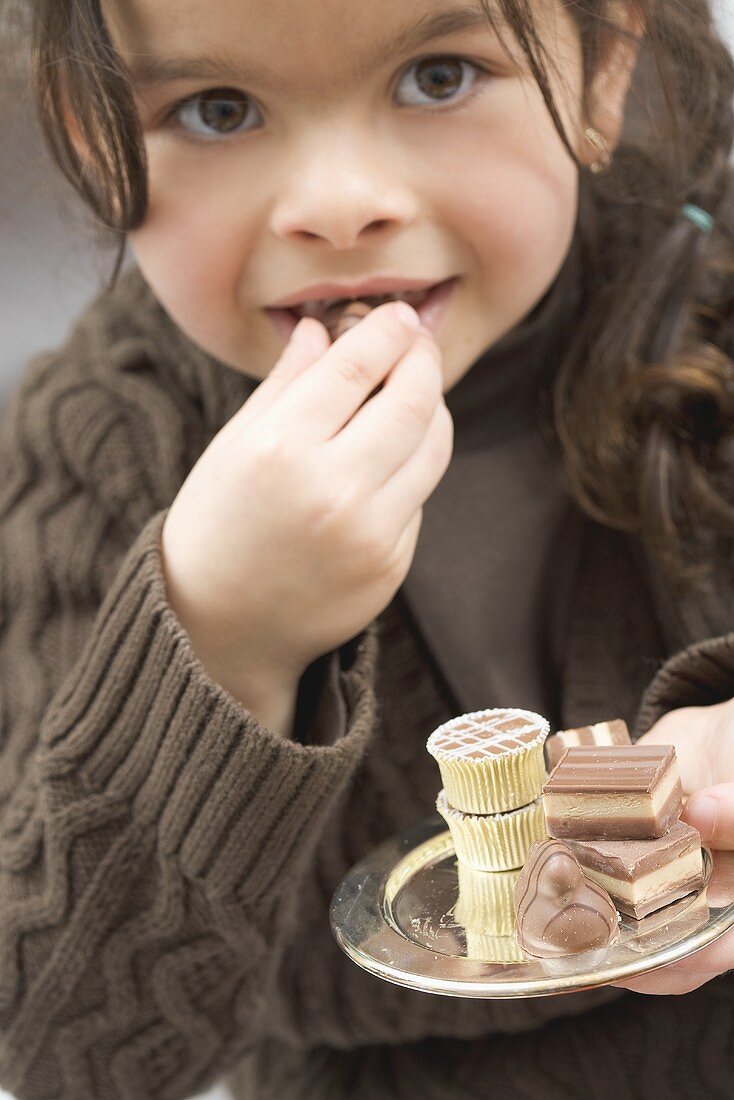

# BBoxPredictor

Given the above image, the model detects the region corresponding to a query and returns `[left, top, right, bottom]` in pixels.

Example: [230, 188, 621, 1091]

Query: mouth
[290, 284, 436, 323]
[265, 277, 460, 342]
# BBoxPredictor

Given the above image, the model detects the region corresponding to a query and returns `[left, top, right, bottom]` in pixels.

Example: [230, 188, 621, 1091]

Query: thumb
[212, 317, 331, 449]
[682, 783, 734, 850]
[637, 705, 717, 795]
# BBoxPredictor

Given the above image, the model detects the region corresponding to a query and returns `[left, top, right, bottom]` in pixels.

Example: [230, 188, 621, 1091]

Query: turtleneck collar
[399, 225, 585, 721]
[444, 225, 583, 452]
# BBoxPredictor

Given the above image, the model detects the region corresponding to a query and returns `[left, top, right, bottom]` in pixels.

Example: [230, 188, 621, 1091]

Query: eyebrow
[127, 4, 496, 89]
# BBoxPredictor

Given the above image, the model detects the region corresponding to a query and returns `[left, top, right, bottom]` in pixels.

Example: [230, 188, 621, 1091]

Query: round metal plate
[330, 814, 734, 998]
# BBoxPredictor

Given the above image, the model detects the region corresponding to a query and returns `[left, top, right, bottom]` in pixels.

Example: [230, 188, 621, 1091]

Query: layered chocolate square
[545, 719, 631, 769]
[564, 822, 704, 919]
[542, 745, 683, 840]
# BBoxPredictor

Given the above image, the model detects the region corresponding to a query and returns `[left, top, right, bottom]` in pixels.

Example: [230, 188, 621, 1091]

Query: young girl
[1, 1, 734, 1097]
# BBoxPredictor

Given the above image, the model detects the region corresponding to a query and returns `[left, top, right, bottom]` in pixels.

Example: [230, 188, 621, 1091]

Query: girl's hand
[614, 698, 734, 994]
[161, 303, 454, 700]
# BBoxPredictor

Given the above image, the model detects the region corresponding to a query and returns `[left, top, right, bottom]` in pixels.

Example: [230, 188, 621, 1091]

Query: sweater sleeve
[0, 359, 380, 1100]
[635, 631, 734, 735]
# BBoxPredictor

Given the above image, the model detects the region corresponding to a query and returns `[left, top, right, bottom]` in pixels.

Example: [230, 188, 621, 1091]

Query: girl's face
[104, 0, 638, 391]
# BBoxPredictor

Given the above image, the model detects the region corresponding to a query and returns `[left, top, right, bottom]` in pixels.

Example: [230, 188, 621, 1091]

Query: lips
[265, 276, 459, 343]
[269, 275, 444, 311]
[293, 285, 434, 323]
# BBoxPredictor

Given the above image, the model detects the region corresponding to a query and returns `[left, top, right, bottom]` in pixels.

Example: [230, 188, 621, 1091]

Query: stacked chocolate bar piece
[545, 718, 631, 768]
[541, 731, 704, 920]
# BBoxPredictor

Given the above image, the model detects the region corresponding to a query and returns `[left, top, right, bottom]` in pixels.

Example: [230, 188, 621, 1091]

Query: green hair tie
[681, 203, 714, 234]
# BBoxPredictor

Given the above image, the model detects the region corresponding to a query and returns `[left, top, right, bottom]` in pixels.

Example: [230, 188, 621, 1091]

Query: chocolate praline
[514, 839, 619, 958]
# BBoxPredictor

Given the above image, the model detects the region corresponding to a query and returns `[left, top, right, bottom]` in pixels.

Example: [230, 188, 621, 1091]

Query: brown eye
[415, 58, 463, 99]
[198, 90, 249, 132]
[174, 88, 258, 139]
[395, 56, 489, 110]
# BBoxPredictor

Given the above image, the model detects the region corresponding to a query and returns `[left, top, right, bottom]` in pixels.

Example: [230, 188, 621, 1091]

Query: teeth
[294, 287, 434, 321]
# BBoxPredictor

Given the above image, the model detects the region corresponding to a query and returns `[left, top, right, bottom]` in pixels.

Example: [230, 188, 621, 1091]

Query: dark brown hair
[26, 0, 734, 588]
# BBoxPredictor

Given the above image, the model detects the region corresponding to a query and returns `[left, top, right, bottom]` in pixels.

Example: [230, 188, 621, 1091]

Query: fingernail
[685, 795, 717, 838]
[393, 301, 422, 331]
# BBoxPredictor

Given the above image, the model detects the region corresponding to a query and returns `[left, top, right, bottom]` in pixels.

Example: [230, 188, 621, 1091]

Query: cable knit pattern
[0, 267, 732, 1100]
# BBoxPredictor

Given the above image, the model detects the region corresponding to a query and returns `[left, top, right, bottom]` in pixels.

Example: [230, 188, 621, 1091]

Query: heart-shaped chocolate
[514, 839, 619, 957]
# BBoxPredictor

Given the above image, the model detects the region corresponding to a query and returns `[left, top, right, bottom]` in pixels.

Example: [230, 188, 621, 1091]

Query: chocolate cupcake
[437, 789, 547, 871]
[427, 708, 549, 814]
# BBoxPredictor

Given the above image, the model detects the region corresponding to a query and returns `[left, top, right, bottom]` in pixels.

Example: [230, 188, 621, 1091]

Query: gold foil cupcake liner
[438, 744, 547, 815]
[454, 861, 520, 935]
[427, 708, 549, 813]
[437, 789, 547, 871]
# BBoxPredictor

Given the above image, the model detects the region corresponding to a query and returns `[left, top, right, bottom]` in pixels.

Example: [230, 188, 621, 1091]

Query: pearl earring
[584, 126, 613, 175]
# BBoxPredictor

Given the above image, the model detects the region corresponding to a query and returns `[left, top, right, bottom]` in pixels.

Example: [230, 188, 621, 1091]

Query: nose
[269, 135, 418, 249]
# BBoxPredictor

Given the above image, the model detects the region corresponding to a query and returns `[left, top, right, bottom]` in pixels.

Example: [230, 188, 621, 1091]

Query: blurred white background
[0, 3, 733, 1100]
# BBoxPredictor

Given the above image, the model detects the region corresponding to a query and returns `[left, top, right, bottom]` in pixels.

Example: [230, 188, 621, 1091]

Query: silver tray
[330, 814, 734, 998]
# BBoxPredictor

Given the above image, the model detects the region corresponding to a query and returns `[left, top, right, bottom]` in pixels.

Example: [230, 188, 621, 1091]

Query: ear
[582, 1, 645, 166]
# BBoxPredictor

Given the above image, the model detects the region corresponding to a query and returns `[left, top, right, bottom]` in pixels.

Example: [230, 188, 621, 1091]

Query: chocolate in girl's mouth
[323, 299, 374, 341]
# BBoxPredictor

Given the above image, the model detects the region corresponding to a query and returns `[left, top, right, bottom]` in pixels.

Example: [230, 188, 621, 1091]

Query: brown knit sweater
[0, 263, 733, 1100]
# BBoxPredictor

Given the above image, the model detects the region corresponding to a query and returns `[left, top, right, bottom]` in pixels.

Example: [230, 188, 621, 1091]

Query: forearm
[165, 589, 304, 737]
[179, 631, 302, 738]
[184, 634, 302, 738]
[232, 677, 301, 740]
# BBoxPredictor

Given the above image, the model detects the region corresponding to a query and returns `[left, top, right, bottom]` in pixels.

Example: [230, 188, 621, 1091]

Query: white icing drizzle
[427, 708, 549, 761]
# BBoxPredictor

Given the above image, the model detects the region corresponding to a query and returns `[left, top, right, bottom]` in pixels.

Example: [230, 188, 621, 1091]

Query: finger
[613, 926, 734, 995]
[682, 783, 734, 850]
[707, 849, 734, 907]
[212, 318, 332, 451]
[374, 400, 455, 540]
[636, 706, 717, 794]
[268, 301, 424, 445]
[327, 330, 444, 491]
[386, 507, 424, 587]
[254, 316, 332, 409]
